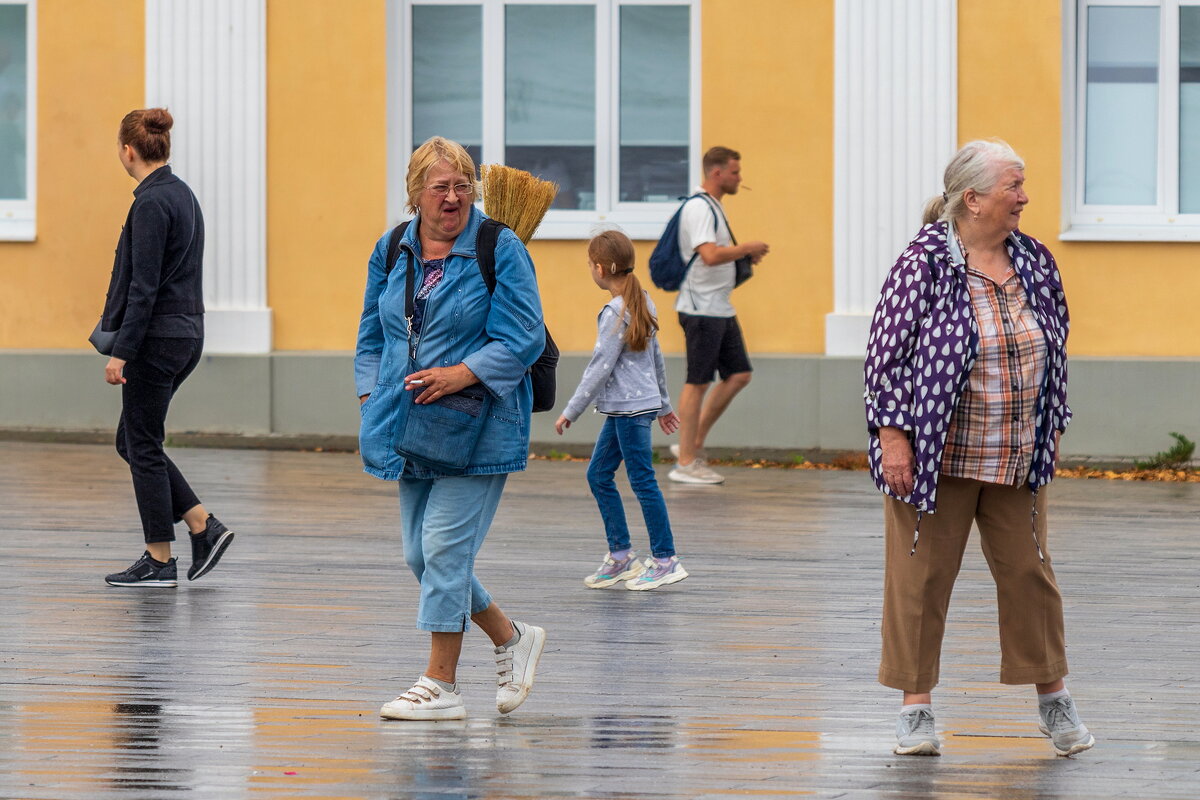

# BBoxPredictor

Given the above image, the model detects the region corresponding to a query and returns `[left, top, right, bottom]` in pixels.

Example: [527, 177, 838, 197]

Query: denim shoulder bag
[390, 242, 492, 475]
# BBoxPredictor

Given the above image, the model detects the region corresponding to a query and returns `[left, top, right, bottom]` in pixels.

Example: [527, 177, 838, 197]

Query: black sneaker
[188, 514, 236, 581]
[105, 552, 178, 587]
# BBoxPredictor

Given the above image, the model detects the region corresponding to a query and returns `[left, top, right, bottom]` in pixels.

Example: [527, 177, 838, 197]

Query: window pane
[0, 4, 28, 201]
[1180, 8, 1200, 212]
[505, 5, 595, 209]
[620, 6, 689, 202]
[1084, 6, 1159, 206]
[412, 5, 482, 164]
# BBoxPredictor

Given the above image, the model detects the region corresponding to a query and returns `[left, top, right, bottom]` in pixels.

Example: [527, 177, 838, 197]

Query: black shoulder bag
[698, 194, 754, 288]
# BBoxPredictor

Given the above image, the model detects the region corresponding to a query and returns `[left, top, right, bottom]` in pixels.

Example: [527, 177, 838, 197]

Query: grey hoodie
[562, 294, 672, 421]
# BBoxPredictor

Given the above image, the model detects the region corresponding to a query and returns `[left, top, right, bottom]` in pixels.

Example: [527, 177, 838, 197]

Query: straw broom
[480, 164, 559, 244]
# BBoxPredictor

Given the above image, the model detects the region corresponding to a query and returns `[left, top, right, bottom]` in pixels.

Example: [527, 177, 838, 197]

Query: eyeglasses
[425, 182, 474, 198]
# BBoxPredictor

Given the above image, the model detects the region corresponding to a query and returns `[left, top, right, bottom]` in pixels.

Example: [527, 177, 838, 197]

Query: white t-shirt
[674, 188, 736, 318]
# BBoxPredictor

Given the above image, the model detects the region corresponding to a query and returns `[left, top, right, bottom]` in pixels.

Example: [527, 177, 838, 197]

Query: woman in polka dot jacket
[863, 140, 1094, 759]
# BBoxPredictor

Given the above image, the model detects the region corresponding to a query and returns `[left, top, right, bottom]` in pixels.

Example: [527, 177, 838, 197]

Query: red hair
[119, 108, 174, 163]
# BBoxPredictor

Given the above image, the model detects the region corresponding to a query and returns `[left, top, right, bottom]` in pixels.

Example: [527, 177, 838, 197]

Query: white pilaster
[828, 0, 956, 356]
[145, 0, 270, 354]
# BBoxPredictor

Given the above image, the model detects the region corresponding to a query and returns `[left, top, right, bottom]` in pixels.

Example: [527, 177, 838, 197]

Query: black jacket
[100, 165, 205, 361]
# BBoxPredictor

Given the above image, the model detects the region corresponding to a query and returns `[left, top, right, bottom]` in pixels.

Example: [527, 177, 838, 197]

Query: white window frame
[0, 0, 36, 241]
[388, 0, 701, 240]
[1062, 0, 1200, 240]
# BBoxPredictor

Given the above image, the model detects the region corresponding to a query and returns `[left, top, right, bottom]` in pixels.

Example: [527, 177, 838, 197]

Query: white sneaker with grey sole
[380, 676, 466, 721]
[495, 621, 546, 714]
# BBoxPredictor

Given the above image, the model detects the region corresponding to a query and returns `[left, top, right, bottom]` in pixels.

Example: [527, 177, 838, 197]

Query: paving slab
[0, 441, 1197, 799]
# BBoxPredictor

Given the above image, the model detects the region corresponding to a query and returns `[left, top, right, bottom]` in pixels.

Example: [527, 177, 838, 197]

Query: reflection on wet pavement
[1, 442, 1198, 798]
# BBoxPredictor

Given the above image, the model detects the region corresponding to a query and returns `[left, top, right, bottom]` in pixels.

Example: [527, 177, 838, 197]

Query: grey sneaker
[1038, 695, 1095, 756]
[625, 556, 688, 591]
[894, 707, 941, 756]
[584, 552, 646, 588]
[668, 460, 724, 484]
[495, 621, 546, 714]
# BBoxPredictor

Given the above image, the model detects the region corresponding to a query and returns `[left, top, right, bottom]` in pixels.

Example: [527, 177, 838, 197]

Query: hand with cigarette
[404, 362, 479, 404]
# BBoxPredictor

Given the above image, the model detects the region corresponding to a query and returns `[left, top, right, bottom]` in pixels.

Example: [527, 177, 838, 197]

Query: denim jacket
[862, 222, 1071, 513]
[355, 207, 545, 480]
[561, 294, 673, 421]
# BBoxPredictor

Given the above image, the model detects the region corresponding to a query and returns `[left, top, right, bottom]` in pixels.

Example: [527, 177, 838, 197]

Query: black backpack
[385, 219, 558, 412]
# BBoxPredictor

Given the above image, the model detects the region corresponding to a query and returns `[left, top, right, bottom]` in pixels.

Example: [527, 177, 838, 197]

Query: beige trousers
[879, 475, 1068, 693]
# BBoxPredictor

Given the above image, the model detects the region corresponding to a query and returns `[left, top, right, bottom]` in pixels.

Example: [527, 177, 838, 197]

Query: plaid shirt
[941, 261, 1048, 485]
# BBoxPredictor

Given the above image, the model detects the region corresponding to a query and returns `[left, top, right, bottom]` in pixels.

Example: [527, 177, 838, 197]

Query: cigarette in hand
[408, 379, 424, 385]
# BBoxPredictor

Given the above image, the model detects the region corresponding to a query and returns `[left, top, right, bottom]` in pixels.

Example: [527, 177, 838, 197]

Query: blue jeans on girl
[586, 412, 675, 558]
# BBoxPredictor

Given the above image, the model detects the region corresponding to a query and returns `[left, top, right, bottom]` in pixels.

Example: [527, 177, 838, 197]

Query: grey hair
[922, 139, 1025, 225]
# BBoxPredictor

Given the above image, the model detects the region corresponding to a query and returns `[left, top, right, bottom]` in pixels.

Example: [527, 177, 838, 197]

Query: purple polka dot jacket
[862, 222, 1071, 513]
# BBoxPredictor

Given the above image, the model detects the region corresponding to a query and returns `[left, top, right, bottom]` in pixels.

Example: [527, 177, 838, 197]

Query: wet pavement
[1, 440, 1198, 799]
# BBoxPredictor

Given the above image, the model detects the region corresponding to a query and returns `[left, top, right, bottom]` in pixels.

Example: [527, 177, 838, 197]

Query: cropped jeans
[399, 473, 507, 632]
[586, 412, 675, 559]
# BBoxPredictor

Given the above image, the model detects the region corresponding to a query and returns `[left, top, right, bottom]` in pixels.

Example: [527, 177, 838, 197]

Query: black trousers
[115, 337, 204, 544]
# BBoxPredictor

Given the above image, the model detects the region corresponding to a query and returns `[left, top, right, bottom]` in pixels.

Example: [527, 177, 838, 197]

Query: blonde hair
[922, 139, 1025, 225]
[405, 136, 479, 214]
[588, 230, 657, 353]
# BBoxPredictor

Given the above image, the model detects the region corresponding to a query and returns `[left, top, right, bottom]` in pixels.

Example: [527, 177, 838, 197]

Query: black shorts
[678, 313, 752, 385]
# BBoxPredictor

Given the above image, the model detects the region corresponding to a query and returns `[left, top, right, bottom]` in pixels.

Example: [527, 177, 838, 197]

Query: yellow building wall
[267, 0, 388, 351]
[0, 1, 144, 348]
[267, 0, 834, 355]
[959, 0, 1200, 357]
[530, 0, 834, 356]
[5, 1, 1195, 359]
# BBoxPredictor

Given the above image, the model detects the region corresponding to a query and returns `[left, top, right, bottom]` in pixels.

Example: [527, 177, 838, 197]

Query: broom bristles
[480, 164, 559, 244]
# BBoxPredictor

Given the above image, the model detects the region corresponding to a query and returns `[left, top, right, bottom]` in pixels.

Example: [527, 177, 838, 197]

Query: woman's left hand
[104, 357, 127, 385]
[658, 411, 681, 435]
[405, 363, 478, 404]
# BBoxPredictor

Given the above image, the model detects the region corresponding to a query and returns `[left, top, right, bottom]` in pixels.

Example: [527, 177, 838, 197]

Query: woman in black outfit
[100, 108, 235, 588]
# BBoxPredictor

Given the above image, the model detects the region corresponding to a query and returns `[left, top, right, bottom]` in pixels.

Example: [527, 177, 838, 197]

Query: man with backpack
[663, 146, 769, 484]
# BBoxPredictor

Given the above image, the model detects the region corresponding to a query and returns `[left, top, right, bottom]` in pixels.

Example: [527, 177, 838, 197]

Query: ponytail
[587, 229, 657, 352]
[922, 194, 947, 225]
[619, 273, 657, 353]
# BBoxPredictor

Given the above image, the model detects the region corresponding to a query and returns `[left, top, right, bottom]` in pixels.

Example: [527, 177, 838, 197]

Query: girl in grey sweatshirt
[555, 231, 687, 591]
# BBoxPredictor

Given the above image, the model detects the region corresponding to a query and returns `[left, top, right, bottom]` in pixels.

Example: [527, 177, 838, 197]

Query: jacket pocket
[359, 383, 401, 474]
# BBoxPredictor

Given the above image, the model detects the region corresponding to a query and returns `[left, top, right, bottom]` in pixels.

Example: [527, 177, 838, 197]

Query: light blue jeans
[586, 412, 676, 559]
[399, 473, 508, 632]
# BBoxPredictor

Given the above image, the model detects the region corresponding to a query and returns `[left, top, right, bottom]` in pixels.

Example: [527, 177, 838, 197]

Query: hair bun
[143, 108, 174, 134]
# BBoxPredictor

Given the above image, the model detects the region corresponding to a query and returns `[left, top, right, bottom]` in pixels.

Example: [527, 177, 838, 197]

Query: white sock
[901, 703, 932, 713]
[1038, 688, 1069, 705]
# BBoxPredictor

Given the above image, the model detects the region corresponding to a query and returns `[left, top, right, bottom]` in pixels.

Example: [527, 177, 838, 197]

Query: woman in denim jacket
[863, 140, 1093, 758]
[355, 138, 546, 721]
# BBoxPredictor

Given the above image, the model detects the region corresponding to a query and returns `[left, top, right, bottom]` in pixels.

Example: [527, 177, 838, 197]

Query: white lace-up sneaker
[495, 620, 546, 714]
[1038, 695, 1095, 757]
[380, 676, 466, 721]
[894, 706, 941, 756]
